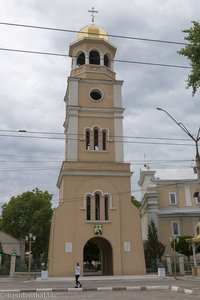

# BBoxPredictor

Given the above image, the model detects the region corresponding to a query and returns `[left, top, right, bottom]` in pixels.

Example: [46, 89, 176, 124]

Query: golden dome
[77, 24, 109, 41]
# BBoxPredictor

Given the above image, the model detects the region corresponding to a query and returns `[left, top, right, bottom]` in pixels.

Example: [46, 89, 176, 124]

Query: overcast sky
[0, 0, 199, 208]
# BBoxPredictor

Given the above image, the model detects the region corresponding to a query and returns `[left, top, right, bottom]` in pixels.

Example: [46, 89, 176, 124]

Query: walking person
[74, 262, 82, 288]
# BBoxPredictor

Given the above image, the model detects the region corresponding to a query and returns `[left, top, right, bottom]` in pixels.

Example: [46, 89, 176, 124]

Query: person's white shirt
[75, 265, 80, 275]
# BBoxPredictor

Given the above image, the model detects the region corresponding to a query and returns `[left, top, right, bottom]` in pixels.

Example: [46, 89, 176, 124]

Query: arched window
[95, 193, 100, 220]
[85, 129, 90, 150]
[94, 128, 99, 150]
[77, 52, 85, 66]
[104, 54, 109, 67]
[85, 127, 109, 151]
[102, 130, 107, 151]
[104, 195, 109, 221]
[85, 191, 111, 222]
[89, 50, 100, 65]
[86, 195, 91, 220]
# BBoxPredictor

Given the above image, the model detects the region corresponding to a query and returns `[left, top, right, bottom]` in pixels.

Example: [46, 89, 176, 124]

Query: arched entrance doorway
[83, 237, 113, 275]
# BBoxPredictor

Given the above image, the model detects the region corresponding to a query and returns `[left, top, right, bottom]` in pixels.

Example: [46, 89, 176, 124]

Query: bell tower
[65, 24, 124, 163]
[48, 21, 146, 276]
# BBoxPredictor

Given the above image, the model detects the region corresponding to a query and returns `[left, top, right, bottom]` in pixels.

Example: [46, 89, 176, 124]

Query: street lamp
[25, 233, 36, 279]
[169, 236, 179, 279]
[156, 107, 200, 193]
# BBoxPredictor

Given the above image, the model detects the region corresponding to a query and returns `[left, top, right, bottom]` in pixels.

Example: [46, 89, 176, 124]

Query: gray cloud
[0, 0, 199, 206]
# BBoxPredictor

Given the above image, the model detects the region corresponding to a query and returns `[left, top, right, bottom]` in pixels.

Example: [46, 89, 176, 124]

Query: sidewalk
[36, 274, 160, 282]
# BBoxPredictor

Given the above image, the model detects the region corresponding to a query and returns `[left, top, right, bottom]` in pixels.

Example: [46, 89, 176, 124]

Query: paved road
[0, 290, 200, 300]
[0, 275, 200, 299]
[1, 275, 200, 291]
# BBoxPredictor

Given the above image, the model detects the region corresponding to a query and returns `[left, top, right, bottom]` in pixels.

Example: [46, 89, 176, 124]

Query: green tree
[0, 188, 53, 260]
[170, 235, 200, 262]
[178, 21, 200, 96]
[144, 220, 165, 270]
[131, 196, 141, 208]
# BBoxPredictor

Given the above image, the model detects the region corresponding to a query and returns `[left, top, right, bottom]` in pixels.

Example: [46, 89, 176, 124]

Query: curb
[0, 285, 196, 295]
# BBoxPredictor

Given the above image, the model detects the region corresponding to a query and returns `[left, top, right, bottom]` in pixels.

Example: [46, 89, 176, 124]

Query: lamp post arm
[178, 122, 196, 142]
[156, 107, 200, 187]
[196, 141, 200, 158]
[197, 127, 200, 141]
[196, 140, 200, 188]
[156, 107, 195, 141]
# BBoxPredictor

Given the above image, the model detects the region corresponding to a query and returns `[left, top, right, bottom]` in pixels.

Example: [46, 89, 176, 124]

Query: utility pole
[156, 107, 200, 195]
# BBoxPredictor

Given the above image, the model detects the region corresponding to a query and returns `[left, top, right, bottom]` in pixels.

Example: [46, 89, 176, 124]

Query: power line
[114, 58, 190, 69]
[130, 159, 195, 165]
[25, 178, 200, 204]
[0, 133, 64, 140]
[0, 21, 189, 46]
[0, 171, 197, 207]
[0, 129, 192, 141]
[0, 153, 62, 159]
[0, 176, 197, 206]
[0, 159, 194, 166]
[0, 167, 59, 172]
[0, 156, 195, 172]
[0, 152, 194, 164]
[0, 160, 61, 163]
[0, 129, 63, 135]
[0, 132, 195, 146]
[0, 46, 190, 69]
[0, 129, 194, 142]
[0, 47, 67, 58]
[0, 158, 195, 170]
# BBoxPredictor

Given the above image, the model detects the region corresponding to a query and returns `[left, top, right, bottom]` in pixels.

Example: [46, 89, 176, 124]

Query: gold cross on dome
[88, 7, 98, 24]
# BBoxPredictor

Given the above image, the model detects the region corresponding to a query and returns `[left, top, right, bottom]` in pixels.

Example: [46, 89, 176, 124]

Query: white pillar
[85, 53, 89, 65]
[10, 253, 16, 278]
[165, 255, 172, 275]
[100, 54, 104, 66]
[72, 57, 77, 69]
[110, 59, 114, 70]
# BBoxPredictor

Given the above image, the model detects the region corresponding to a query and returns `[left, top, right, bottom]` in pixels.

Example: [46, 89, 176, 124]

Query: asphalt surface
[1, 290, 199, 300]
[0, 275, 200, 299]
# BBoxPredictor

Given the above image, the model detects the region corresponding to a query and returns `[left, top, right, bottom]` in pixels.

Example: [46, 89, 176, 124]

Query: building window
[89, 50, 100, 65]
[85, 192, 111, 222]
[86, 196, 91, 220]
[104, 54, 109, 67]
[77, 52, 85, 66]
[95, 193, 100, 220]
[169, 192, 177, 205]
[102, 130, 107, 151]
[85, 127, 108, 151]
[90, 89, 103, 101]
[94, 128, 99, 150]
[171, 221, 180, 236]
[104, 195, 109, 221]
[86, 130, 90, 150]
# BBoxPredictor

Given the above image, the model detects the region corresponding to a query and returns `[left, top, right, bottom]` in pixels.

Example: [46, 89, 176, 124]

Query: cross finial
[88, 7, 98, 24]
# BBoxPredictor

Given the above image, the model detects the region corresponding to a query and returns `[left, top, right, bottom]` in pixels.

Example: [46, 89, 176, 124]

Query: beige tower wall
[48, 162, 146, 276]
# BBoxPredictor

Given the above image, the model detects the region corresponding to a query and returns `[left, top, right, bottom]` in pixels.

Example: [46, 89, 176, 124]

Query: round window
[90, 89, 103, 101]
